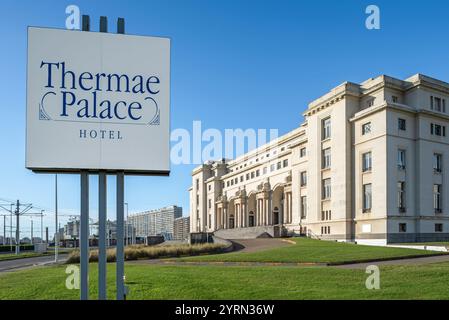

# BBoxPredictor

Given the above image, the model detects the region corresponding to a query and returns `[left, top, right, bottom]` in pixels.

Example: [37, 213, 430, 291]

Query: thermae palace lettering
[40, 61, 161, 121]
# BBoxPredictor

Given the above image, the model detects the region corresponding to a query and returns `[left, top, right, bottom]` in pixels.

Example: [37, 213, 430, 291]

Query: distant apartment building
[174, 216, 190, 241]
[64, 220, 80, 239]
[128, 205, 182, 240]
[190, 74, 449, 245]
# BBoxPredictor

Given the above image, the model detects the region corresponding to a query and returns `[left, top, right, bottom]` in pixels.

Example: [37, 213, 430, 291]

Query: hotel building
[189, 74, 449, 244]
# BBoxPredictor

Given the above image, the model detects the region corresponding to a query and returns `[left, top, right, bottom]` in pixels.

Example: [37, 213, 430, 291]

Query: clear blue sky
[1, 0, 449, 237]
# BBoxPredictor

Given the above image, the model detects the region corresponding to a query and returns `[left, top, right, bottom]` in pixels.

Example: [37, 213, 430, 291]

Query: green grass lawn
[177, 238, 444, 264]
[1, 262, 449, 299]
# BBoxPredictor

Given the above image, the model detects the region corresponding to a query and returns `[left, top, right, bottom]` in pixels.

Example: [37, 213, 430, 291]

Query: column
[223, 207, 227, 229]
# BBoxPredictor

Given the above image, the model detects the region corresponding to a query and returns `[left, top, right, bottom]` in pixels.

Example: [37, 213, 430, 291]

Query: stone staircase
[214, 225, 282, 240]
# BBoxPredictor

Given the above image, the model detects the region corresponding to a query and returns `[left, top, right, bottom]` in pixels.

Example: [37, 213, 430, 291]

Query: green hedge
[0, 245, 34, 252]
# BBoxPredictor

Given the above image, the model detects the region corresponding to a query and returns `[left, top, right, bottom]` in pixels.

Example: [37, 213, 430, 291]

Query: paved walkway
[335, 254, 449, 269]
[230, 238, 292, 253]
[0, 254, 68, 273]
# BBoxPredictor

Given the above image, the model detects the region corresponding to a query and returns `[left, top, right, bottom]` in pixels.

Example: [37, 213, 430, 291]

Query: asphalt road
[0, 254, 68, 273]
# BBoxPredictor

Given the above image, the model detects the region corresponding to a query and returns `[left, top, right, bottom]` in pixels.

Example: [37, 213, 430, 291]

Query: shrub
[66, 243, 226, 264]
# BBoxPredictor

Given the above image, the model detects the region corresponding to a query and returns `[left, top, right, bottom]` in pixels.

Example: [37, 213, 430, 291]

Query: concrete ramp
[214, 225, 281, 240]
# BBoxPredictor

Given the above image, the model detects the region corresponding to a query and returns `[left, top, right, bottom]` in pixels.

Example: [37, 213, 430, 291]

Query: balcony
[435, 208, 443, 214]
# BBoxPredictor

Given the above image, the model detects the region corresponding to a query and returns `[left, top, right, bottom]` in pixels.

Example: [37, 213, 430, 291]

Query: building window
[392, 96, 398, 103]
[251, 172, 255, 179]
[362, 122, 372, 135]
[398, 181, 405, 212]
[235, 178, 238, 184]
[433, 153, 443, 173]
[240, 176, 244, 182]
[300, 147, 307, 158]
[231, 179, 234, 186]
[208, 185, 211, 191]
[435, 223, 443, 232]
[399, 223, 407, 233]
[322, 148, 331, 169]
[363, 183, 372, 213]
[283, 159, 289, 168]
[322, 118, 331, 140]
[263, 167, 267, 175]
[398, 149, 406, 170]
[208, 199, 212, 209]
[362, 152, 372, 172]
[196, 195, 199, 205]
[322, 178, 331, 199]
[256, 169, 260, 177]
[398, 118, 406, 131]
[270, 164, 275, 172]
[246, 173, 250, 180]
[431, 123, 446, 136]
[301, 196, 307, 218]
[367, 98, 375, 107]
[196, 179, 199, 190]
[434, 184, 442, 213]
[300, 171, 307, 187]
[277, 162, 282, 170]
[226, 181, 230, 187]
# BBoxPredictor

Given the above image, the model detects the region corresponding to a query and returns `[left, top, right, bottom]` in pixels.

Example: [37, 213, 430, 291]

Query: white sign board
[26, 27, 170, 174]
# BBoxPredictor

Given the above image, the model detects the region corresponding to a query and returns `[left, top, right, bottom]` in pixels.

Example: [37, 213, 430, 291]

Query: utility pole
[31, 218, 33, 245]
[55, 174, 59, 262]
[40, 210, 44, 244]
[3, 215, 5, 245]
[10, 204, 12, 251]
[15, 200, 20, 254]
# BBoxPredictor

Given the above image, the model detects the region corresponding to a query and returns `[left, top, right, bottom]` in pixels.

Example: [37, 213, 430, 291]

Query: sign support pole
[79, 15, 91, 301]
[80, 171, 89, 300]
[116, 171, 125, 300]
[97, 15, 108, 301]
[116, 17, 126, 301]
[98, 171, 107, 300]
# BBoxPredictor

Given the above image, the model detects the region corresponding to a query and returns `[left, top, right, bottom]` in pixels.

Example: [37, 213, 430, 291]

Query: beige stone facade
[189, 74, 449, 244]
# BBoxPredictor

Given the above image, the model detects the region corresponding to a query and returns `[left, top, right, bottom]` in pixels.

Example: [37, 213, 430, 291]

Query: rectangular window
[433, 153, 442, 173]
[322, 178, 331, 199]
[196, 179, 199, 190]
[399, 223, 407, 233]
[300, 147, 307, 158]
[367, 98, 375, 107]
[263, 167, 267, 175]
[435, 223, 443, 232]
[321, 211, 325, 221]
[431, 123, 446, 136]
[398, 118, 406, 131]
[398, 149, 406, 170]
[362, 152, 372, 172]
[300, 171, 307, 187]
[301, 196, 307, 218]
[246, 173, 250, 180]
[362, 122, 372, 135]
[283, 159, 289, 168]
[226, 181, 230, 187]
[363, 183, 372, 212]
[240, 176, 243, 182]
[277, 162, 282, 170]
[322, 118, 331, 140]
[256, 170, 260, 177]
[398, 181, 405, 212]
[251, 172, 255, 179]
[208, 199, 211, 209]
[322, 148, 331, 169]
[435, 97, 442, 112]
[430, 96, 434, 110]
[392, 96, 398, 103]
[434, 184, 442, 213]
[208, 185, 211, 191]
[270, 164, 275, 172]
